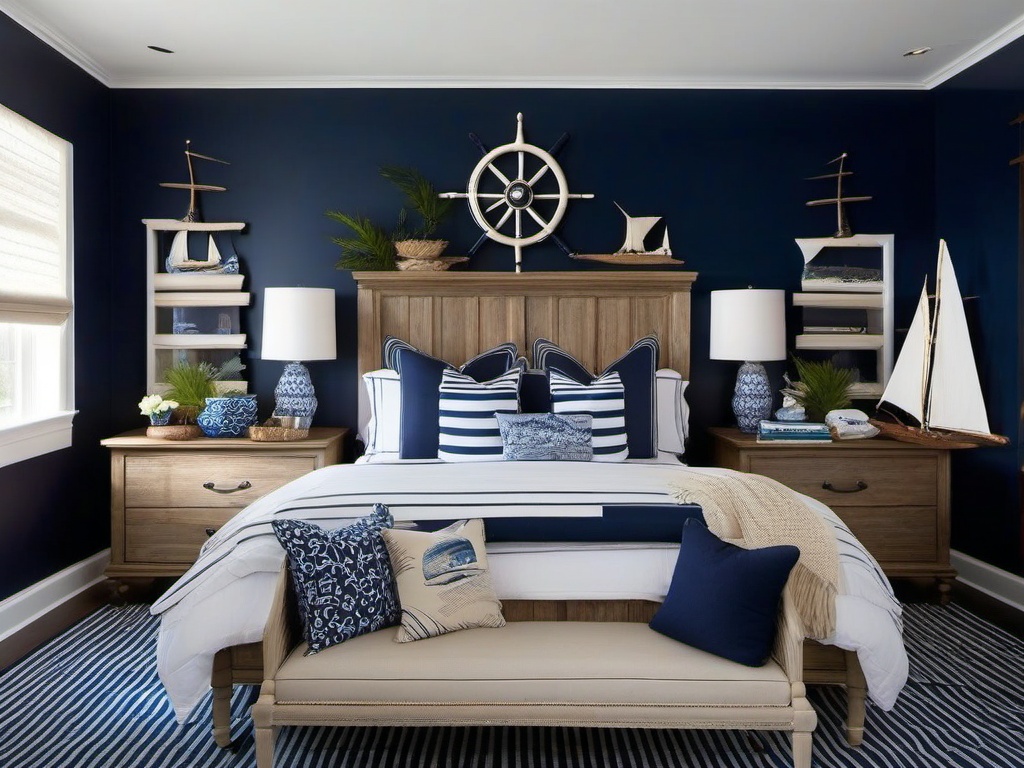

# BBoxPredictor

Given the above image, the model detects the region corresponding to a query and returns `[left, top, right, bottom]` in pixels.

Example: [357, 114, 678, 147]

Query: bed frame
[212, 270, 866, 749]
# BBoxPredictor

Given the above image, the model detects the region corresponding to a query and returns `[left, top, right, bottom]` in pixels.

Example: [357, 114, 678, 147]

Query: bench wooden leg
[253, 684, 276, 768]
[791, 682, 817, 768]
[211, 649, 233, 748]
[844, 650, 866, 746]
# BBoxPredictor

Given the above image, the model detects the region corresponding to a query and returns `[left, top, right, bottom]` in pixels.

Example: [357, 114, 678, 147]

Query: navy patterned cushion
[534, 335, 659, 458]
[496, 412, 593, 461]
[272, 503, 400, 654]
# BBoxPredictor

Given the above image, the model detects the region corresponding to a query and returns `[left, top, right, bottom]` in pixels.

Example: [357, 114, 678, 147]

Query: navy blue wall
[934, 86, 1024, 574]
[0, 14, 111, 601]
[108, 89, 936, 472]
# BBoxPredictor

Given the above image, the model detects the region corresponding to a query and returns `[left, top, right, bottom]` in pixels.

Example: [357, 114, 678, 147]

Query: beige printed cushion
[381, 519, 505, 643]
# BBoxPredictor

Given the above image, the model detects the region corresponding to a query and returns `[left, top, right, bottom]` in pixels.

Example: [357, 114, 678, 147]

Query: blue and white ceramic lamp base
[732, 361, 773, 433]
[273, 361, 318, 426]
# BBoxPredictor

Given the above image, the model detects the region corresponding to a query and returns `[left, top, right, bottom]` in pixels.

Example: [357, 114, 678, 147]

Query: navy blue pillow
[519, 369, 551, 413]
[649, 518, 799, 667]
[533, 336, 658, 458]
[386, 337, 519, 459]
[273, 503, 401, 654]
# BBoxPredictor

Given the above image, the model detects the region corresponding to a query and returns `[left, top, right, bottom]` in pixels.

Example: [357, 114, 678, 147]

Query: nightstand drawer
[834, 506, 938, 563]
[747, 455, 937, 507]
[124, 454, 316, 507]
[125, 507, 237, 563]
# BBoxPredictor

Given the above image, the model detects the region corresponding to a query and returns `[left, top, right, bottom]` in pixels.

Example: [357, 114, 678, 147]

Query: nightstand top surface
[708, 426, 951, 452]
[102, 426, 347, 449]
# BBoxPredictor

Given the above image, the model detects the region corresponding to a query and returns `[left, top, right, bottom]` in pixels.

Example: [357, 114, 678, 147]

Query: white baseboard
[951, 549, 1024, 615]
[0, 549, 110, 644]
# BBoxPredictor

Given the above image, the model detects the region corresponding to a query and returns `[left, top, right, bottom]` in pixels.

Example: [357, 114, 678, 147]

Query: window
[0, 102, 74, 467]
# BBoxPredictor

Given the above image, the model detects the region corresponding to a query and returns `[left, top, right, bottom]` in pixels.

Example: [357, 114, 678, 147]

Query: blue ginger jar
[197, 395, 258, 438]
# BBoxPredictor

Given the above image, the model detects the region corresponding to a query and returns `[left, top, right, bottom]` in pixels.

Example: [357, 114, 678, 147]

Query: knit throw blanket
[668, 469, 839, 640]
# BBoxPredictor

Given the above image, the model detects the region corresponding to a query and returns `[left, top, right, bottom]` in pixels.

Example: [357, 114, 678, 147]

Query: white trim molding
[924, 13, 1024, 89]
[0, 410, 76, 469]
[0, 549, 109, 645]
[952, 549, 1024, 615]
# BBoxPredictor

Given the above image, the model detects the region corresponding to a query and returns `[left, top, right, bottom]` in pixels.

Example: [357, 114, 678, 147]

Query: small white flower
[138, 394, 178, 416]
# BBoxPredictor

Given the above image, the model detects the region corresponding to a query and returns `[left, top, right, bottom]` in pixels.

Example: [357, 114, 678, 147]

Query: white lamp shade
[709, 289, 786, 362]
[261, 287, 337, 361]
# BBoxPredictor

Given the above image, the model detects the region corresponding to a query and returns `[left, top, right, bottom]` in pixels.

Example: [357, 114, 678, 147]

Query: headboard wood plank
[353, 271, 697, 377]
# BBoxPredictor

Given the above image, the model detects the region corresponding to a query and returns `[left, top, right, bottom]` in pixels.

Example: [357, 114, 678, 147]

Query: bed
[150, 270, 906, 749]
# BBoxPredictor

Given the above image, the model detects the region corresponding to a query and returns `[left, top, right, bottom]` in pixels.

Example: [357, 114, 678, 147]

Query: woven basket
[146, 424, 203, 440]
[395, 256, 469, 272]
[394, 239, 448, 260]
[249, 425, 310, 442]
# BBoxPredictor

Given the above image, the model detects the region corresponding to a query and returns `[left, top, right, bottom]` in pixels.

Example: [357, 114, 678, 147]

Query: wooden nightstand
[709, 427, 955, 603]
[101, 427, 346, 582]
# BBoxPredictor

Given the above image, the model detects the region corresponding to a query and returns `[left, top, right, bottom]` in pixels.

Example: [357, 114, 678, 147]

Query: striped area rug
[0, 603, 1022, 767]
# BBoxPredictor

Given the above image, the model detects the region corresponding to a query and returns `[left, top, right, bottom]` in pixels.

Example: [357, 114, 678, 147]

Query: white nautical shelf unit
[144, 219, 249, 394]
[793, 234, 894, 399]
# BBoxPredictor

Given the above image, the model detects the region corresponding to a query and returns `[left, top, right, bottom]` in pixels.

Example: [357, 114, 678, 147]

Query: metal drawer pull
[205, 528, 217, 537]
[202, 480, 252, 494]
[822, 480, 868, 494]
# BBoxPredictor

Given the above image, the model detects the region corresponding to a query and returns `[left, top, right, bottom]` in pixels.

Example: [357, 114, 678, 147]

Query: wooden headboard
[353, 271, 698, 375]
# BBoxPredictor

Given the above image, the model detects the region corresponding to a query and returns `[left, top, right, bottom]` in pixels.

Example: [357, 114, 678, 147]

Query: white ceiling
[3, 0, 1024, 89]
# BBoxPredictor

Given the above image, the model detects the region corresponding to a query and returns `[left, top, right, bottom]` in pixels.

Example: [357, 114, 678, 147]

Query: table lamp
[710, 288, 786, 433]
[261, 287, 337, 425]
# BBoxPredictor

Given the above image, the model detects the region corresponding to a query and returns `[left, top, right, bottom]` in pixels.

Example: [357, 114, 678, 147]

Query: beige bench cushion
[276, 621, 791, 708]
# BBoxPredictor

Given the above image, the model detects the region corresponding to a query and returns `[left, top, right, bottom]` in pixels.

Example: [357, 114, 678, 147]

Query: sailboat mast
[922, 251, 947, 431]
[835, 154, 845, 237]
[185, 140, 198, 222]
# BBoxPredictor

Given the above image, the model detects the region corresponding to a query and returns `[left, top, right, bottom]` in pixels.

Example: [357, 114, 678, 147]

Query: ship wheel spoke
[524, 206, 549, 230]
[532, 194, 562, 199]
[485, 198, 507, 213]
[518, 151, 524, 181]
[515, 209, 522, 239]
[494, 205, 514, 231]
[527, 165, 550, 186]
[475, 193, 505, 198]
[487, 164, 511, 186]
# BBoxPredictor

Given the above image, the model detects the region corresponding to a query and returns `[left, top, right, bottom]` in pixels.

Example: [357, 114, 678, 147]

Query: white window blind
[0, 103, 72, 325]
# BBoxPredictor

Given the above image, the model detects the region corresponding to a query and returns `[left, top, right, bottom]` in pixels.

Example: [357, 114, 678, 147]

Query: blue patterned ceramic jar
[197, 395, 258, 438]
[148, 410, 173, 426]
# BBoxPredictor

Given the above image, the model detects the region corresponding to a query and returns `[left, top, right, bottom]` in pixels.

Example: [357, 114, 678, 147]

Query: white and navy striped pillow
[437, 368, 521, 462]
[549, 369, 628, 462]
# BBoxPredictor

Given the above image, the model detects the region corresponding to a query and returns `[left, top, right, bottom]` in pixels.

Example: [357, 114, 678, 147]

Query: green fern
[162, 361, 220, 422]
[379, 166, 452, 238]
[784, 357, 854, 422]
[326, 210, 396, 271]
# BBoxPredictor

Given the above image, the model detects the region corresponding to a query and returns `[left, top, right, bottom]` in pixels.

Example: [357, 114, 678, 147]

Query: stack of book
[756, 421, 832, 444]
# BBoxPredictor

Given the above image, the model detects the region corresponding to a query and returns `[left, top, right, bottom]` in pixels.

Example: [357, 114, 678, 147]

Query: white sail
[878, 282, 930, 423]
[167, 231, 189, 269]
[614, 203, 660, 253]
[926, 240, 990, 435]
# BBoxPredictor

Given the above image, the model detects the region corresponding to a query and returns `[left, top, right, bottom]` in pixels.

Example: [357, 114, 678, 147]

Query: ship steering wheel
[442, 113, 593, 271]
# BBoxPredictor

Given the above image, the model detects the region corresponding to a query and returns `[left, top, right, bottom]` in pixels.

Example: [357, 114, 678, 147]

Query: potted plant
[163, 361, 220, 424]
[138, 394, 179, 426]
[379, 165, 453, 261]
[782, 357, 855, 422]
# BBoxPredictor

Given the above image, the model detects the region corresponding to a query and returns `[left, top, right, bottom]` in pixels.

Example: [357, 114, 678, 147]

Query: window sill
[0, 411, 77, 469]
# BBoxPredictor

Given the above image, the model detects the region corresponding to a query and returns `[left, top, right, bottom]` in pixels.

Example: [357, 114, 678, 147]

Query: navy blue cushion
[273, 503, 400, 654]
[386, 337, 518, 459]
[519, 369, 551, 413]
[533, 336, 659, 458]
[649, 518, 799, 666]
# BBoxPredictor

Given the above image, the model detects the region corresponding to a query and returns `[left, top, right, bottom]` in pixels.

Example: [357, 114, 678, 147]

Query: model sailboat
[164, 231, 240, 274]
[572, 203, 681, 265]
[870, 240, 1008, 448]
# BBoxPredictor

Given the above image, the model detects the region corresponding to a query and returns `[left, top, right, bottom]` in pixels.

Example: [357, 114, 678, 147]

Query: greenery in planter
[325, 211, 396, 271]
[782, 357, 855, 422]
[163, 361, 220, 423]
[379, 165, 452, 239]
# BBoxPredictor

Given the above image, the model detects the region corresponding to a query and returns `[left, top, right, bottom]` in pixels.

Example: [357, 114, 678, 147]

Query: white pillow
[359, 368, 401, 455]
[656, 369, 689, 456]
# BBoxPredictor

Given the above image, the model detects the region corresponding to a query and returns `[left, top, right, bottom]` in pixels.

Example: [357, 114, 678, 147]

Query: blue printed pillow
[438, 367, 521, 462]
[386, 337, 519, 459]
[650, 518, 800, 667]
[549, 369, 628, 462]
[272, 503, 401, 654]
[534, 336, 659, 458]
[496, 412, 593, 461]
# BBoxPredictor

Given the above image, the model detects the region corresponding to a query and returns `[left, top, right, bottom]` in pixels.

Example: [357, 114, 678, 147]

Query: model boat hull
[868, 418, 1008, 449]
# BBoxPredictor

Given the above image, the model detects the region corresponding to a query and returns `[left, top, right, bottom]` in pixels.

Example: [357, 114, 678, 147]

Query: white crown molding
[106, 74, 928, 91]
[0, 0, 111, 86]
[924, 11, 1024, 89]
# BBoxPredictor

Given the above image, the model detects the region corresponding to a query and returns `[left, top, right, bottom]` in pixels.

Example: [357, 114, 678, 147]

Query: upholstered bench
[252, 567, 816, 768]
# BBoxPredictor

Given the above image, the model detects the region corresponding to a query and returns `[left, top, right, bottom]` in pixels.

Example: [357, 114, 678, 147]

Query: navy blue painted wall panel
[934, 88, 1023, 574]
[0, 13, 111, 600]
[108, 88, 936, 472]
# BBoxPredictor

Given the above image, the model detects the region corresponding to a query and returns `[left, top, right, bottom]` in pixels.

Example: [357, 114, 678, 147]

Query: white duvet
[151, 461, 907, 723]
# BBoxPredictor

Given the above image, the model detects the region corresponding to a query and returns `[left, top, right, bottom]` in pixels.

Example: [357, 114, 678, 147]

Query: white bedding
[151, 461, 907, 723]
